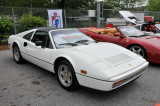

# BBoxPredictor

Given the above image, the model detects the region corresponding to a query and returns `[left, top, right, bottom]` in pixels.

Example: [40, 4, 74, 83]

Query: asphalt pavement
[0, 50, 160, 106]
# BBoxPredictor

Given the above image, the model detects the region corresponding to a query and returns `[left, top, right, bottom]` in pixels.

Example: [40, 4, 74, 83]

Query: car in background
[119, 11, 160, 37]
[79, 26, 160, 64]
[8, 27, 148, 91]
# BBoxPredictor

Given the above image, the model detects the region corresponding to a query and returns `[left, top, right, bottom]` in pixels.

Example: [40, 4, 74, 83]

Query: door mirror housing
[114, 33, 120, 37]
[114, 33, 123, 38]
[35, 41, 43, 46]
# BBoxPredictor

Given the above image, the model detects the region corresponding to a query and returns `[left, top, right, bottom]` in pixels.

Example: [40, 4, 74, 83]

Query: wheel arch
[12, 42, 18, 48]
[12, 42, 18, 51]
[127, 44, 148, 59]
[54, 56, 75, 73]
[127, 44, 145, 50]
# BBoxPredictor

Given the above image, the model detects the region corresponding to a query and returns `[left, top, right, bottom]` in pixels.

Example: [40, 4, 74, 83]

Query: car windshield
[119, 26, 148, 37]
[51, 29, 95, 49]
[155, 24, 160, 30]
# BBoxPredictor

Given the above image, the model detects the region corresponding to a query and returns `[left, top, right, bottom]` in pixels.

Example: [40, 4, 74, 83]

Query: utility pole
[97, 0, 104, 28]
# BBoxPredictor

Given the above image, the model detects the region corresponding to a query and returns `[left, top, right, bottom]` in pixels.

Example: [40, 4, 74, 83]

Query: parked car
[8, 27, 148, 91]
[79, 26, 160, 64]
[119, 11, 160, 37]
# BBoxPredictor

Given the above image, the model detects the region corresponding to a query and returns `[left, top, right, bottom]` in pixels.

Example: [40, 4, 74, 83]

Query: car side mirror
[114, 33, 123, 38]
[35, 41, 43, 46]
[114, 33, 120, 36]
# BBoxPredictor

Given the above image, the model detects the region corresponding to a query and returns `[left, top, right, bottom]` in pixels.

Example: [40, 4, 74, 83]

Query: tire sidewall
[13, 45, 23, 64]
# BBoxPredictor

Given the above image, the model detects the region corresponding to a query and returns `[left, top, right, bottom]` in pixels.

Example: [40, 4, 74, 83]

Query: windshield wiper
[59, 43, 77, 46]
[139, 34, 149, 37]
[130, 34, 148, 37]
[75, 39, 89, 43]
[129, 36, 139, 37]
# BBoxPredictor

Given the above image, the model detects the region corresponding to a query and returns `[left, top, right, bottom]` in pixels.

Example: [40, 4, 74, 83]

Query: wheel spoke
[131, 47, 136, 53]
[64, 67, 68, 73]
[66, 77, 71, 84]
[60, 71, 65, 76]
[62, 77, 67, 82]
[137, 48, 141, 54]
[67, 72, 72, 78]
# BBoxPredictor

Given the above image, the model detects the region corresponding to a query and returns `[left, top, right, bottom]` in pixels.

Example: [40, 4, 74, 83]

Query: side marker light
[81, 70, 87, 74]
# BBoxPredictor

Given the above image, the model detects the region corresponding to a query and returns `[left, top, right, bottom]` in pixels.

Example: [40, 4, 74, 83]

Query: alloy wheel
[130, 46, 145, 58]
[58, 65, 73, 87]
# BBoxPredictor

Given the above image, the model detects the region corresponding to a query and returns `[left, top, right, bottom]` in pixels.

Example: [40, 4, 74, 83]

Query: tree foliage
[148, 0, 160, 12]
[17, 14, 46, 32]
[0, 16, 13, 41]
[0, 0, 95, 9]
[0, 0, 145, 10]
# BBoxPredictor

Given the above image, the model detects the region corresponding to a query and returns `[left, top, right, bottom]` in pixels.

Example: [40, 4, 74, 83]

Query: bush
[0, 16, 13, 42]
[18, 14, 46, 32]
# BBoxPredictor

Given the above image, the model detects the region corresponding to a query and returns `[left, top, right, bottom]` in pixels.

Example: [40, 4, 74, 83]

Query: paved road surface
[0, 50, 160, 106]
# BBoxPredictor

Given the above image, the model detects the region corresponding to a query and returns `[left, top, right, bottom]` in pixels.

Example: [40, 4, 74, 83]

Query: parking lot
[0, 50, 160, 106]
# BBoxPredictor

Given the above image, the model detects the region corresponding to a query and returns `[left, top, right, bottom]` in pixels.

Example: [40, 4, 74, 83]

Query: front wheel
[56, 60, 79, 90]
[129, 45, 147, 59]
[13, 44, 24, 64]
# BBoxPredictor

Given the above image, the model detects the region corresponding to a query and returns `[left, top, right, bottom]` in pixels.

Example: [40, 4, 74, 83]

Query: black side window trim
[23, 31, 34, 41]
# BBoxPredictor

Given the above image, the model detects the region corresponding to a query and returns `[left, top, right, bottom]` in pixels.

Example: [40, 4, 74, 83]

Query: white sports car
[8, 27, 149, 91]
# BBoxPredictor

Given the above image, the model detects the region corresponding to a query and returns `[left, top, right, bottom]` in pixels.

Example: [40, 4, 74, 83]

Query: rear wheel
[13, 44, 24, 64]
[56, 60, 79, 90]
[129, 45, 147, 59]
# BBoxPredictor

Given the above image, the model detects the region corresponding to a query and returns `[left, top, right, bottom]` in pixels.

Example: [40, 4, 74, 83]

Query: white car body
[8, 28, 149, 91]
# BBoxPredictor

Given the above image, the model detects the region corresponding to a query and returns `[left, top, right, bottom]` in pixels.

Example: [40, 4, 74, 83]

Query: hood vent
[105, 53, 132, 65]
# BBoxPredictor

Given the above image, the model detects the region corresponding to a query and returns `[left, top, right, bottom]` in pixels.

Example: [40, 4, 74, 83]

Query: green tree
[0, 0, 95, 9]
[0, 16, 13, 42]
[97, 0, 145, 10]
[52, 0, 95, 9]
[17, 14, 46, 32]
[0, 0, 145, 10]
[148, 0, 160, 12]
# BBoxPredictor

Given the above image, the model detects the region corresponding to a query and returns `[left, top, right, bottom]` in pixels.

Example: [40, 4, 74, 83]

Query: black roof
[35, 27, 76, 32]
[35, 27, 61, 32]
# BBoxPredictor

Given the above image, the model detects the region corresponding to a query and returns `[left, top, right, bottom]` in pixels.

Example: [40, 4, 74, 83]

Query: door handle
[24, 42, 28, 47]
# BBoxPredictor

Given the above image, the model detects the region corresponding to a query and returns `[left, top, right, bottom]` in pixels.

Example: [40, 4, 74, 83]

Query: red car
[79, 26, 160, 64]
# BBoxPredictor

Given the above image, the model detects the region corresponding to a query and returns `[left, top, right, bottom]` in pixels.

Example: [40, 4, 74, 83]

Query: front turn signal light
[113, 79, 125, 88]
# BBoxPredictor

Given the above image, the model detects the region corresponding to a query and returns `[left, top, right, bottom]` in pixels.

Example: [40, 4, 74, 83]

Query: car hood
[63, 42, 147, 80]
[119, 11, 142, 24]
[70, 42, 138, 66]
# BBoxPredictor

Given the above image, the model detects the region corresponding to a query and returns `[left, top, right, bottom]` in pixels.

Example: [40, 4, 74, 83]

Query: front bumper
[76, 62, 148, 91]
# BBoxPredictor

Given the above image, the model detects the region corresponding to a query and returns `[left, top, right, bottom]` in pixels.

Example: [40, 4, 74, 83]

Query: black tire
[129, 45, 147, 59]
[55, 60, 79, 90]
[13, 44, 24, 64]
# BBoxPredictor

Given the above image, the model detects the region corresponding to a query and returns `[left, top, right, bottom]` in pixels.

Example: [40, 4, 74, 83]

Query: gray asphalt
[0, 50, 160, 106]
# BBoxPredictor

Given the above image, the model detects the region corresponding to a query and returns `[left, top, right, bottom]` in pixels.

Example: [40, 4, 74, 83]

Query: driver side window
[31, 31, 53, 49]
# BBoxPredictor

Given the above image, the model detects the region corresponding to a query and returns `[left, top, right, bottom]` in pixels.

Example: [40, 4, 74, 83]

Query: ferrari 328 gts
[8, 27, 148, 91]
